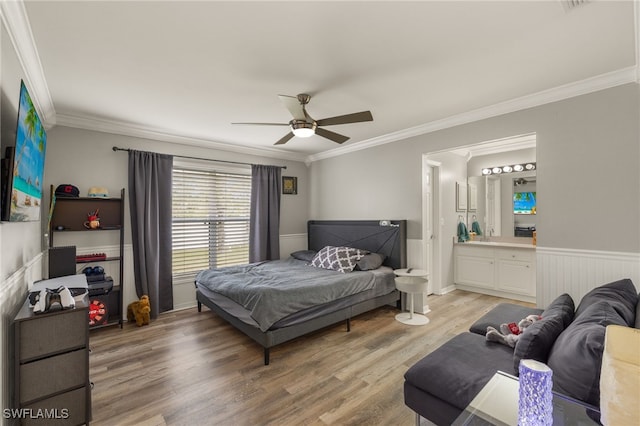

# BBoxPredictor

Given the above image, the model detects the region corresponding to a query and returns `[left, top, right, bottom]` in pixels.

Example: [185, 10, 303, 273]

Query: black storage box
[88, 276, 114, 296]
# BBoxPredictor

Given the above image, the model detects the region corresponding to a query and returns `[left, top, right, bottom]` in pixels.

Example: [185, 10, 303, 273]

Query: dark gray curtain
[249, 165, 282, 262]
[128, 150, 173, 318]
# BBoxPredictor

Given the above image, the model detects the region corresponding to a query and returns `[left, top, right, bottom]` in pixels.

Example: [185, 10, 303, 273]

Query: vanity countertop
[456, 240, 536, 249]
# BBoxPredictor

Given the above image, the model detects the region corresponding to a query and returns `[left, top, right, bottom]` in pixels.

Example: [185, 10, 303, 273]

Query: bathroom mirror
[467, 171, 536, 237]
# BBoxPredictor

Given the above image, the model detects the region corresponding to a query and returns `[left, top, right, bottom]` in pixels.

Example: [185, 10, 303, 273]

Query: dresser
[13, 297, 91, 425]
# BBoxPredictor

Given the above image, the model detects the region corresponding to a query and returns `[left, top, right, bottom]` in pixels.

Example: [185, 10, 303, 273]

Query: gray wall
[43, 126, 310, 242]
[0, 23, 46, 423]
[0, 26, 42, 282]
[310, 83, 640, 253]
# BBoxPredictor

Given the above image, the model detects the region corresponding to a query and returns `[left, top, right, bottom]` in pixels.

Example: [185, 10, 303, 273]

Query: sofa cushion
[513, 315, 565, 374]
[547, 301, 627, 407]
[404, 332, 515, 410]
[469, 303, 543, 336]
[541, 293, 575, 328]
[575, 278, 637, 327]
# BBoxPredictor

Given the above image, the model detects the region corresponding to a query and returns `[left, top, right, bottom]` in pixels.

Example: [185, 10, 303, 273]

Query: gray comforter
[195, 257, 382, 331]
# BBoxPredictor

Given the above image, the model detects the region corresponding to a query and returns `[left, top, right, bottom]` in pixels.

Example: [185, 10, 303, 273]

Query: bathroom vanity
[454, 241, 536, 303]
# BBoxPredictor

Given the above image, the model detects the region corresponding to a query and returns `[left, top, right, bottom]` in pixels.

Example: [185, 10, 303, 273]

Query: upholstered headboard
[307, 220, 407, 270]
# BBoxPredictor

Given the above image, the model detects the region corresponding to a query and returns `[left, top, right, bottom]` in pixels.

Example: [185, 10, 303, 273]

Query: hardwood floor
[88, 290, 532, 426]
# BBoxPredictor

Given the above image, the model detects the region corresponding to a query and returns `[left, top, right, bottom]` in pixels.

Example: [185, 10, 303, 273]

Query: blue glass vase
[518, 359, 553, 426]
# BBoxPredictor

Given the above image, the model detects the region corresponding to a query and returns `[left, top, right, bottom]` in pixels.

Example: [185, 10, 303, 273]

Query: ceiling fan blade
[274, 132, 295, 145]
[315, 127, 350, 144]
[231, 122, 289, 126]
[278, 95, 306, 120]
[316, 111, 373, 126]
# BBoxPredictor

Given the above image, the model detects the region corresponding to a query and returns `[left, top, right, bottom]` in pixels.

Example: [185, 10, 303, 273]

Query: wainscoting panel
[279, 233, 307, 259]
[536, 247, 640, 307]
[1, 252, 43, 421]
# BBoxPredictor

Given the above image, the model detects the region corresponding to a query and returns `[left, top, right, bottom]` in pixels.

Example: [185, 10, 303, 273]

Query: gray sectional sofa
[404, 278, 640, 425]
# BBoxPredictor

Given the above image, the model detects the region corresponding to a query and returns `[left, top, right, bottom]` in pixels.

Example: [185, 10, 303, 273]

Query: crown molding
[55, 113, 308, 163]
[0, 0, 56, 127]
[305, 66, 638, 164]
[448, 133, 537, 159]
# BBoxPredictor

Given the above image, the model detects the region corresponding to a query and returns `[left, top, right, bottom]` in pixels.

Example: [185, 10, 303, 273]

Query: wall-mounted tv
[1, 81, 47, 222]
[513, 191, 536, 215]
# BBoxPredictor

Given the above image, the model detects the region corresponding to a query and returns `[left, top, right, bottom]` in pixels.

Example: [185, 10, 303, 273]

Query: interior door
[423, 164, 434, 295]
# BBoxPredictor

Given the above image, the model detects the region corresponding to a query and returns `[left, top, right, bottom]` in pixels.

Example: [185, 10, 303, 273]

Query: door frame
[422, 156, 442, 294]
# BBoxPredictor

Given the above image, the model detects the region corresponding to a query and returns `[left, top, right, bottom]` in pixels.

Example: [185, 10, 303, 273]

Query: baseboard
[437, 285, 457, 295]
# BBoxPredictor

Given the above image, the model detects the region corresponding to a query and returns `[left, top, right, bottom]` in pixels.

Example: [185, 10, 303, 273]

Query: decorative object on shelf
[55, 184, 79, 198]
[518, 359, 553, 426]
[282, 176, 297, 194]
[84, 209, 100, 229]
[89, 299, 108, 327]
[76, 252, 107, 262]
[127, 295, 151, 326]
[88, 186, 109, 197]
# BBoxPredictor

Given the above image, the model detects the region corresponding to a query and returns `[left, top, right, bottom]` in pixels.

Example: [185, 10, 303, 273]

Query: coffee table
[452, 370, 600, 425]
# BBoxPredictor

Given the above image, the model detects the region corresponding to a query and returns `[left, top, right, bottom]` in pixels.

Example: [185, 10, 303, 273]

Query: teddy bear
[127, 295, 151, 326]
[485, 314, 541, 348]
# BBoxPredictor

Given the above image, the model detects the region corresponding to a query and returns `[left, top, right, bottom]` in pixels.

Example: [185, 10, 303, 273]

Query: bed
[195, 220, 407, 365]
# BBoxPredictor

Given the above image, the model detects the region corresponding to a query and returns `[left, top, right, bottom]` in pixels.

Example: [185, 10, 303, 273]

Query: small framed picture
[282, 176, 297, 195]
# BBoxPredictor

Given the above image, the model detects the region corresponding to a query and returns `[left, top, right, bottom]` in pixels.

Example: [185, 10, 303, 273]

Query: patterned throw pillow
[311, 246, 368, 273]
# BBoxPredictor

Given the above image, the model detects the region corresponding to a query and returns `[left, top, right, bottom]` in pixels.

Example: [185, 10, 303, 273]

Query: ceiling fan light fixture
[290, 120, 316, 138]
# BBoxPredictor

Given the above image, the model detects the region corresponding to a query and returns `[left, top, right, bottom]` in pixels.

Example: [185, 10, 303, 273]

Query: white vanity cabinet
[454, 243, 536, 302]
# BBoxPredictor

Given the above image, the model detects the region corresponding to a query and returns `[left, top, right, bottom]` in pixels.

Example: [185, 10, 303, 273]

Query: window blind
[172, 166, 251, 277]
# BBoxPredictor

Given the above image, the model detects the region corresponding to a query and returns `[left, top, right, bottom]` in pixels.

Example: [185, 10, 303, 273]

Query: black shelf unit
[49, 185, 125, 329]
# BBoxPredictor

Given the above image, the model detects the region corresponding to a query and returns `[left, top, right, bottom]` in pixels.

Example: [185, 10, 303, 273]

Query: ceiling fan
[232, 94, 373, 145]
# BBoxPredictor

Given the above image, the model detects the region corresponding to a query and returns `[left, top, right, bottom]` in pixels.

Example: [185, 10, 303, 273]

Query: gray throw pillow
[575, 278, 637, 327]
[355, 253, 386, 271]
[290, 250, 317, 262]
[542, 293, 575, 328]
[547, 301, 627, 407]
[513, 315, 565, 374]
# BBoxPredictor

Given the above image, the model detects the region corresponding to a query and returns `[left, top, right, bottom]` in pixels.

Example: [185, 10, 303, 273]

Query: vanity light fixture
[482, 162, 536, 175]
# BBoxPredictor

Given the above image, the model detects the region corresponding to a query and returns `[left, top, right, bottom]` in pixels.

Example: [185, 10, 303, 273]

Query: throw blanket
[195, 257, 378, 331]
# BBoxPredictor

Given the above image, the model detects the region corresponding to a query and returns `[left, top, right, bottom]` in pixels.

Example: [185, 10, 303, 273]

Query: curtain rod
[112, 147, 287, 169]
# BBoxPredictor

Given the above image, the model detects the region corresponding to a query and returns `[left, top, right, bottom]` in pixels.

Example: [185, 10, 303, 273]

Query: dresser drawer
[20, 349, 87, 404]
[496, 248, 534, 262]
[18, 309, 87, 361]
[21, 386, 88, 426]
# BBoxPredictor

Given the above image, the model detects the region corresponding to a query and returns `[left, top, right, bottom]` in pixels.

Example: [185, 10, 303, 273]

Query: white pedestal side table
[394, 269, 430, 325]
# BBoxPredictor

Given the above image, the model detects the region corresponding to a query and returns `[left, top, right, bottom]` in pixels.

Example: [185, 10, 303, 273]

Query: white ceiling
[12, 1, 640, 162]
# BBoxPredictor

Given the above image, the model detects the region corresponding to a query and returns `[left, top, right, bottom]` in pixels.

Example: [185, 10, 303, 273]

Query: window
[172, 163, 251, 278]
